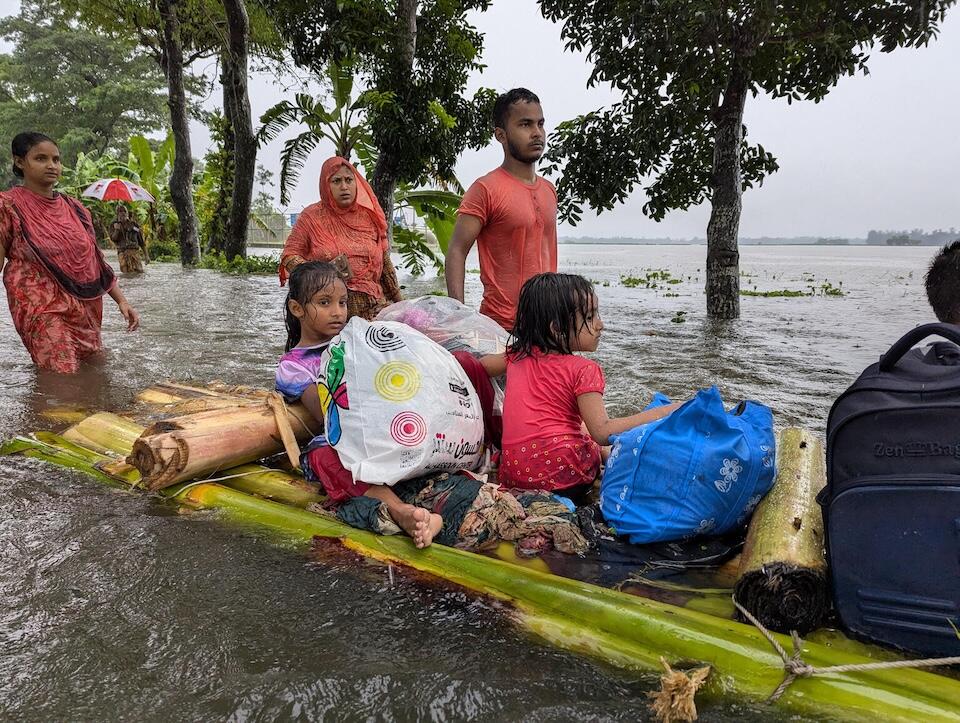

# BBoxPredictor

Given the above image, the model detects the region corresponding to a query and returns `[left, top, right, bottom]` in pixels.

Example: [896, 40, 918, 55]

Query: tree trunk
[399, 0, 418, 66]
[705, 66, 749, 319]
[206, 70, 235, 254]
[222, 0, 256, 260]
[371, 150, 398, 237]
[369, 0, 418, 243]
[159, 0, 200, 266]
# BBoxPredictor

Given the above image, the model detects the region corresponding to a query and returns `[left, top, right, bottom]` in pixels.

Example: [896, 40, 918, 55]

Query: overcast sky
[3, 0, 958, 238]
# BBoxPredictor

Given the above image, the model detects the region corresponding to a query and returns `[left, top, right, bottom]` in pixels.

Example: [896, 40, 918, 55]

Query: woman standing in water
[0, 132, 140, 373]
[279, 156, 402, 320]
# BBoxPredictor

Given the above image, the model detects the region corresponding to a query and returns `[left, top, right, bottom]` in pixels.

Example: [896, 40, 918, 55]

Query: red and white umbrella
[81, 178, 155, 203]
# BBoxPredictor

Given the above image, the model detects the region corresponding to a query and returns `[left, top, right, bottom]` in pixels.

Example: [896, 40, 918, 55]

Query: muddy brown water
[0, 245, 938, 721]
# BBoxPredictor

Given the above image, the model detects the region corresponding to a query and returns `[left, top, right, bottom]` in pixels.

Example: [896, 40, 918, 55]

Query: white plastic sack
[376, 296, 509, 355]
[377, 295, 508, 416]
[317, 317, 485, 485]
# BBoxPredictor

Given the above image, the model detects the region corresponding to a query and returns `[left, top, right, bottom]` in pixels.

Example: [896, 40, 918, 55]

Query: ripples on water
[0, 245, 936, 720]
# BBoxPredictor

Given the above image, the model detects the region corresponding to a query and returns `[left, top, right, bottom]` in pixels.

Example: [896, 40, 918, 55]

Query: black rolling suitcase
[821, 323, 960, 656]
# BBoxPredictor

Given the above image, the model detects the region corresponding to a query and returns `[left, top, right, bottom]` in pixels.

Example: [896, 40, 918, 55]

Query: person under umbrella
[109, 204, 148, 273]
[0, 132, 140, 374]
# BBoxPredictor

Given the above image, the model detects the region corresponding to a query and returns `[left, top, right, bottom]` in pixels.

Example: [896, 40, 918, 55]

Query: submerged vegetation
[740, 289, 808, 298]
[616, 268, 847, 299]
[620, 269, 679, 288]
[149, 242, 278, 274]
[198, 251, 279, 275]
[741, 281, 846, 298]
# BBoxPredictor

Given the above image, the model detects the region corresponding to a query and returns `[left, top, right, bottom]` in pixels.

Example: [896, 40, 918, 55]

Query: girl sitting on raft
[276, 261, 442, 548]
[492, 272, 680, 498]
[275, 262, 588, 555]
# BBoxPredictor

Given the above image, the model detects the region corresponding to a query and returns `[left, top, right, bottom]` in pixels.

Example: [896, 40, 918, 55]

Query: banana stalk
[735, 428, 830, 634]
[126, 402, 316, 490]
[60, 411, 322, 508]
[62, 412, 143, 455]
[3, 432, 960, 722]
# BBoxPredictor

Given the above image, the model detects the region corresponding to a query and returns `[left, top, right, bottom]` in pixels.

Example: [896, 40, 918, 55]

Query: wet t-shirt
[275, 341, 330, 403]
[502, 349, 605, 445]
[457, 167, 558, 330]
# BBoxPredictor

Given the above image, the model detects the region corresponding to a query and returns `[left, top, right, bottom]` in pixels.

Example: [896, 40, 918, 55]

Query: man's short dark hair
[925, 240, 960, 323]
[493, 88, 541, 130]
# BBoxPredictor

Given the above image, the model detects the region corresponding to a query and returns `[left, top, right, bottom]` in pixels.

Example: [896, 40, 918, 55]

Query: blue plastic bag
[600, 386, 776, 544]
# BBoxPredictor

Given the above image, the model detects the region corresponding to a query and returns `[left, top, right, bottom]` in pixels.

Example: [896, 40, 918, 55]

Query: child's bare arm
[479, 352, 506, 377]
[577, 392, 681, 445]
[299, 386, 325, 430]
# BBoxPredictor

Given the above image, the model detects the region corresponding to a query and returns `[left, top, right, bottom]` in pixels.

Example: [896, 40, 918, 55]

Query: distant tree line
[866, 228, 959, 246]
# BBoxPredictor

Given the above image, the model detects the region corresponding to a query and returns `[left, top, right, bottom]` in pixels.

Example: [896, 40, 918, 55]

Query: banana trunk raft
[3, 382, 959, 722]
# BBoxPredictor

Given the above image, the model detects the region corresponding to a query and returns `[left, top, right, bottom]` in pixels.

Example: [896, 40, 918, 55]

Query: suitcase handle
[879, 322, 960, 371]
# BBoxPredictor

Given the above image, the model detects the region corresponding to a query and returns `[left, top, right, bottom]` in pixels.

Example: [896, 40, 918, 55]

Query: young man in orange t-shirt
[445, 88, 558, 331]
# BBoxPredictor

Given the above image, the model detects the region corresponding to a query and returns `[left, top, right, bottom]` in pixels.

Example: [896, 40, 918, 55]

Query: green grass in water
[740, 289, 809, 297]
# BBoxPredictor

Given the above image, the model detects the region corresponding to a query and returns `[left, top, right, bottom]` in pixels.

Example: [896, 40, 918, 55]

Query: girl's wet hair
[509, 272, 597, 358]
[284, 260, 342, 351]
[11, 132, 57, 178]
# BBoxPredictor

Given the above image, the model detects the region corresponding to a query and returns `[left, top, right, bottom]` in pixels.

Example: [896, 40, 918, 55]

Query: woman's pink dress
[0, 188, 115, 373]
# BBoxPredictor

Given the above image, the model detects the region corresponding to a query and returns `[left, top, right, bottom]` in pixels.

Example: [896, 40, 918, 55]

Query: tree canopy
[540, 0, 953, 223]
[0, 1, 170, 167]
[261, 0, 496, 219]
[539, 0, 954, 317]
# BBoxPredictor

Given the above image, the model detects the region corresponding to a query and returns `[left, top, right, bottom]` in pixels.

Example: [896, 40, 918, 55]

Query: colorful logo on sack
[366, 325, 405, 352]
[317, 342, 349, 445]
[713, 458, 742, 493]
[391, 411, 426, 446]
[374, 361, 421, 401]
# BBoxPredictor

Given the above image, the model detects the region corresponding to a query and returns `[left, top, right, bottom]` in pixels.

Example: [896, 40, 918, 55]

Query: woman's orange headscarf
[280, 156, 389, 298]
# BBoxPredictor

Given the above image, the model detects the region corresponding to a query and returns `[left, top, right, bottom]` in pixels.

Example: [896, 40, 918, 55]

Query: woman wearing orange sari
[280, 156, 402, 319]
[0, 132, 140, 373]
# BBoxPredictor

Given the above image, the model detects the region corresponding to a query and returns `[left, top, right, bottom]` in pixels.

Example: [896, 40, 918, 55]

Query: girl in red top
[495, 273, 679, 496]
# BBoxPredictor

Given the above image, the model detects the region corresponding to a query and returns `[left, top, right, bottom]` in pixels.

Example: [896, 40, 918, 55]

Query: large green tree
[66, 0, 283, 264]
[261, 0, 495, 236]
[0, 1, 168, 170]
[539, 0, 954, 318]
[64, 0, 217, 264]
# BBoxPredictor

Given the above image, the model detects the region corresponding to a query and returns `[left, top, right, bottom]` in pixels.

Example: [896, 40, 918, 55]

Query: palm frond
[278, 131, 323, 205]
[257, 100, 301, 144]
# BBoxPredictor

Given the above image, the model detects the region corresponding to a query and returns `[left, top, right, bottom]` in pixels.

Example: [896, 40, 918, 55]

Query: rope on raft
[732, 597, 960, 703]
[173, 468, 282, 496]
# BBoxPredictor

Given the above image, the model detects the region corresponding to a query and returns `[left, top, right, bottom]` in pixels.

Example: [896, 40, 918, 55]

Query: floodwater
[0, 244, 939, 721]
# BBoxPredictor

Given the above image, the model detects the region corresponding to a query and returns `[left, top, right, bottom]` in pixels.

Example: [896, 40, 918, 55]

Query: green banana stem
[3, 433, 959, 721]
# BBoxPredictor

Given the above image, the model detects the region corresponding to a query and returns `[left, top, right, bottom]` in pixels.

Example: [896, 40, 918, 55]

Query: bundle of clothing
[305, 445, 588, 556]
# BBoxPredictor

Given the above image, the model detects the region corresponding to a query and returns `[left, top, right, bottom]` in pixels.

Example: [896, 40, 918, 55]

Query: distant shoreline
[558, 239, 941, 246]
[560, 232, 957, 246]
[558, 239, 861, 246]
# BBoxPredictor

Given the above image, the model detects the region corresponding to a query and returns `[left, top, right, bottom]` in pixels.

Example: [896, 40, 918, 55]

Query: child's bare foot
[393, 505, 443, 548]
[417, 512, 443, 549]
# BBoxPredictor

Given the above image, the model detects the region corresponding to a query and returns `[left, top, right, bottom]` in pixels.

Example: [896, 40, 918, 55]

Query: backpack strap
[879, 323, 960, 372]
